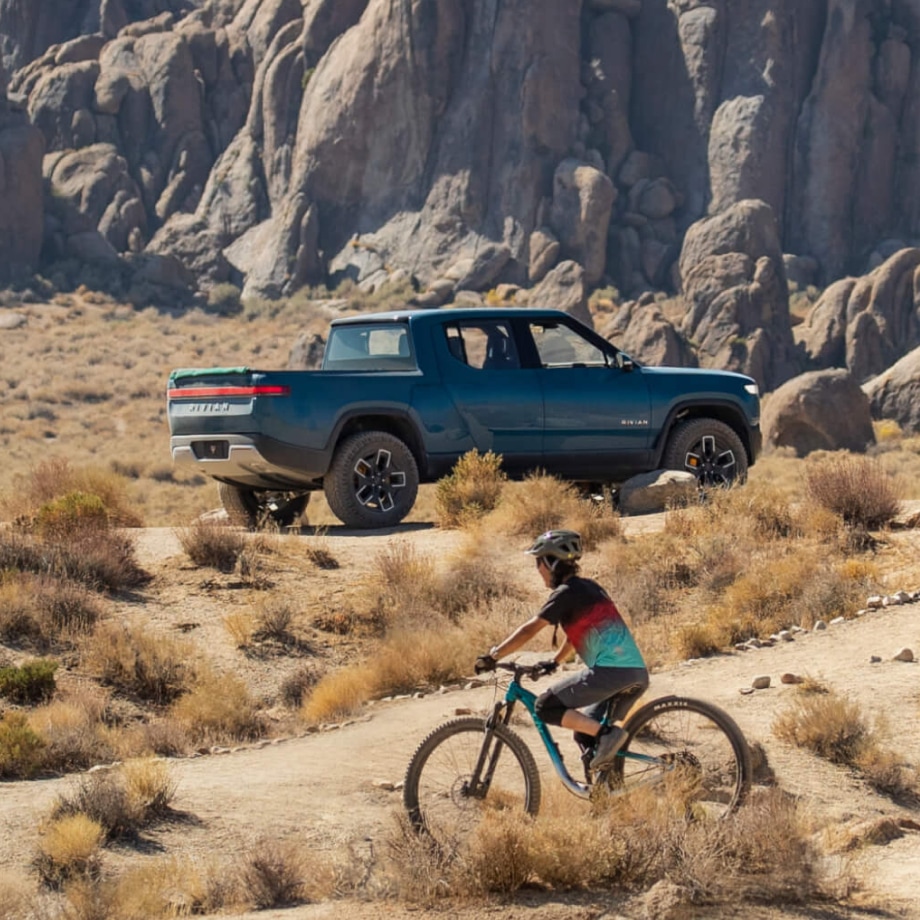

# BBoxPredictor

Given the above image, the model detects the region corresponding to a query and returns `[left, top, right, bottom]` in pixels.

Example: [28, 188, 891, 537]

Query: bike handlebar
[495, 661, 554, 681]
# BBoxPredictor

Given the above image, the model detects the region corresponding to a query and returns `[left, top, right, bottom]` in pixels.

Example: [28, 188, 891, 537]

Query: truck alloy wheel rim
[684, 435, 736, 486]
[353, 449, 407, 512]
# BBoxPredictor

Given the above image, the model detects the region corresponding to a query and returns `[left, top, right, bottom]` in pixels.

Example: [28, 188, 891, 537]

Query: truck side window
[529, 322, 608, 368]
[444, 322, 520, 370]
[324, 323, 416, 370]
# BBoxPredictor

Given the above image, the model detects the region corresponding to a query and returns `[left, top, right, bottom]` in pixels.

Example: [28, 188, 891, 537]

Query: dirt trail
[2, 520, 919, 919]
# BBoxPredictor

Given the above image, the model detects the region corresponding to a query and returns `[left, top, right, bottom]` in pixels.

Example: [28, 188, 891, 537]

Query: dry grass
[240, 838, 309, 908]
[169, 669, 264, 743]
[0, 711, 47, 778]
[82, 621, 193, 705]
[35, 813, 104, 889]
[488, 473, 622, 549]
[805, 454, 902, 530]
[176, 519, 247, 572]
[773, 688, 919, 799]
[385, 785, 835, 907]
[435, 449, 506, 528]
[0, 870, 34, 920]
[27, 688, 116, 774]
[50, 758, 176, 843]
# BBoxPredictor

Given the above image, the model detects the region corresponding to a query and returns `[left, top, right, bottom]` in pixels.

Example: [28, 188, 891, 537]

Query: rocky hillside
[2, 0, 920, 407]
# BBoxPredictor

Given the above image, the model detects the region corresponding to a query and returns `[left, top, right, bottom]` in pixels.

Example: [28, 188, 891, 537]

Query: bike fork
[466, 703, 513, 799]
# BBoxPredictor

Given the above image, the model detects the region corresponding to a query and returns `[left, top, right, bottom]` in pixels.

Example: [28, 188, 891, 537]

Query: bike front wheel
[606, 696, 751, 819]
[403, 717, 541, 842]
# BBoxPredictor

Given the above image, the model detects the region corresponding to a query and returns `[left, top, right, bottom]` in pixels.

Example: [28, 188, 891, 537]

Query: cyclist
[475, 529, 649, 772]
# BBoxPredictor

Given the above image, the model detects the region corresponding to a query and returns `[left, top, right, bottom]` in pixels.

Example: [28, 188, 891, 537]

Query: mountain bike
[404, 661, 752, 837]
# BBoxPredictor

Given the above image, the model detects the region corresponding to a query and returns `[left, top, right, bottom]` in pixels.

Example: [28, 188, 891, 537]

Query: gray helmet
[525, 529, 582, 566]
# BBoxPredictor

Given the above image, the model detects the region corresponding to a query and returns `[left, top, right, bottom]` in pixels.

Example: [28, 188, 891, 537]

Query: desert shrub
[773, 690, 869, 765]
[83, 622, 192, 705]
[0, 574, 103, 650]
[34, 814, 104, 889]
[51, 759, 175, 841]
[253, 597, 298, 641]
[300, 666, 373, 725]
[205, 283, 243, 316]
[0, 658, 58, 703]
[805, 454, 901, 529]
[0, 870, 33, 920]
[490, 474, 621, 549]
[176, 519, 246, 572]
[29, 689, 116, 774]
[240, 838, 307, 909]
[435, 449, 506, 528]
[279, 665, 319, 707]
[33, 492, 109, 539]
[170, 671, 263, 743]
[222, 610, 255, 648]
[0, 711, 47, 778]
[2, 526, 150, 593]
[4, 457, 142, 528]
[774, 689, 919, 799]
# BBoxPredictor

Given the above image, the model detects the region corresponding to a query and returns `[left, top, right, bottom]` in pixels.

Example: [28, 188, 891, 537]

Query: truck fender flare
[652, 400, 753, 467]
[328, 409, 426, 472]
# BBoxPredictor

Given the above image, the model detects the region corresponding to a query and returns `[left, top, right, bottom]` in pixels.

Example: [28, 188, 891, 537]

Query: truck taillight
[167, 385, 290, 399]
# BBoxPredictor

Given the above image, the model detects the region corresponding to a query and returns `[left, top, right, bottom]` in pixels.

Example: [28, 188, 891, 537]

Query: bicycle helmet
[524, 529, 582, 567]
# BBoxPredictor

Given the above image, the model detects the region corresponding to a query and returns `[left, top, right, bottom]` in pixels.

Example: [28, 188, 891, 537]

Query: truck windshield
[323, 323, 416, 371]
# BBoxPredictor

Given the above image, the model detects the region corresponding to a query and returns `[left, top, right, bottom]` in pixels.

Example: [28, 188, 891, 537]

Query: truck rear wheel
[324, 431, 419, 529]
[218, 483, 310, 529]
[663, 418, 747, 486]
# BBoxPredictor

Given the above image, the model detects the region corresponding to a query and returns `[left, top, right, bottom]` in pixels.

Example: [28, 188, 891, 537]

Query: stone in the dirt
[867, 595, 884, 608]
[751, 675, 771, 690]
[870, 655, 882, 663]
[814, 621, 828, 631]
[883, 595, 903, 607]
[893, 648, 914, 662]
[829, 616, 846, 625]
[739, 687, 755, 695]
[454, 707, 472, 715]
[780, 673, 803, 684]
[372, 780, 396, 791]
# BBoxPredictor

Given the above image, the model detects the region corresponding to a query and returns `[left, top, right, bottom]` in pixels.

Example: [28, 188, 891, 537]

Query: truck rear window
[323, 323, 417, 371]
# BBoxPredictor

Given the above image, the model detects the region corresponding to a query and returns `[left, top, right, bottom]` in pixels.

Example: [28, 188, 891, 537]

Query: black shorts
[548, 665, 649, 723]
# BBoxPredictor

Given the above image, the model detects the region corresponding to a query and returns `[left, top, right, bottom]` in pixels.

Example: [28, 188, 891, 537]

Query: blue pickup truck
[167, 307, 761, 528]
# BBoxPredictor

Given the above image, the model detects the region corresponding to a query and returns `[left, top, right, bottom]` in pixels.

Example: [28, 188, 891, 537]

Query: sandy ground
[1, 517, 919, 919]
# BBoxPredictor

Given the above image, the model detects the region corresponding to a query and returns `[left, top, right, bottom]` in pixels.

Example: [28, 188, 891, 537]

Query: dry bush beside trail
[487, 473, 621, 549]
[0, 870, 34, 920]
[176, 519, 247, 572]
[435, 449, 506, 528]
[385, 785, 833, 909]
[0, 711, 46, 779]
[240, 838, 310, 909]
[82, 621, 193, 705]
[805, 454, 902, 530]
[34, 814, 104, 889]
[2, 458, 142, 529]
[169, 670, 264, 744]
[27, 689, 117, 774]
[50, 758, 176, 842]
[773, 689, 919, 800]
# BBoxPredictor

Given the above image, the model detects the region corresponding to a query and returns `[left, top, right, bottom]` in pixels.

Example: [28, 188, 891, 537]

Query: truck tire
[324, 431, 419, 529]
[662, 418, 748, 486]
[218, 483, 310, 529]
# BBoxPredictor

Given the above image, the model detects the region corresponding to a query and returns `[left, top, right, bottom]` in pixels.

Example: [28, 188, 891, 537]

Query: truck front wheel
[324, 431, 419, 529]
[663, 418, 748, 487]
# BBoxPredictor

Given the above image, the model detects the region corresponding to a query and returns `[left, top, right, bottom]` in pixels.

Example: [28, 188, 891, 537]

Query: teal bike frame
[485, 662, 660, 800]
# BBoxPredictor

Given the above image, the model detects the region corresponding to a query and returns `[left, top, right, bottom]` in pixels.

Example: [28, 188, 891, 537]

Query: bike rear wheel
[604, 696, 751, 818]
[403, 717, 541, 842]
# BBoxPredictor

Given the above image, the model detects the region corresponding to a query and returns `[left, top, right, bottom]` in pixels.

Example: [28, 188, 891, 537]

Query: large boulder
[797, 248, 920, 383]
[597, 298, 697, 368]
[618, 470, 698, 516]
[0, 65, 45, 280]
[549, 159, 616, 287]
[679, 199, 799, 391]
[761, 369, 875, 456]
[522, 260, 592, 327]
[863, 347, 920, 435]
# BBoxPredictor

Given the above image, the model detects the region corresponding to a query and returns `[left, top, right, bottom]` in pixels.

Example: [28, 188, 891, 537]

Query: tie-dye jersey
[537, 576, 645, 669]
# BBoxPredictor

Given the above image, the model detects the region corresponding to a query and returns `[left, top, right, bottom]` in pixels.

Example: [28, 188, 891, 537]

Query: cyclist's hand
[535, 659, 558, 676]
[474, 654, 497, 674]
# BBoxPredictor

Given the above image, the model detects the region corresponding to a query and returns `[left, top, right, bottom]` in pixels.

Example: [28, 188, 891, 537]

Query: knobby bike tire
[606, 695, 752, 818]
[403, 717, 541, 839]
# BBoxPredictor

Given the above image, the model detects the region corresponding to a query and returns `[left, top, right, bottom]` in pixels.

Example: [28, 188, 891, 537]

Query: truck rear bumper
[171, 434, 327, 489]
